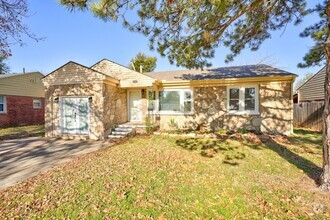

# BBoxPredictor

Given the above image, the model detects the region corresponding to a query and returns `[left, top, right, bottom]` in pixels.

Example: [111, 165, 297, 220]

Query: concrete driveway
[0, 137, 113, 190]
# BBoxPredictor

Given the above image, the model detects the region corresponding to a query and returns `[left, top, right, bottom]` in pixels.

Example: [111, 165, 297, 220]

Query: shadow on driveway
[0, 137, 113, 190]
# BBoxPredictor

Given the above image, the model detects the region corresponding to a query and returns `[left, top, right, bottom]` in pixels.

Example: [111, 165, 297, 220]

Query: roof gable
[296, 66, 325, 102]
[296, 66, 326, 91]
[91, 59, 156, 88]
[43, 61, 118, 85]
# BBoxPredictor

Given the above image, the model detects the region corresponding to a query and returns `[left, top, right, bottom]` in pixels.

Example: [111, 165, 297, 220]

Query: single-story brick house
[0, 72, 45, 128]
[42, 59, 297, 139]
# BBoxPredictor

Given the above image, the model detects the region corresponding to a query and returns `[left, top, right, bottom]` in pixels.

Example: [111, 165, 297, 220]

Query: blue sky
[7, 0, 323, 83]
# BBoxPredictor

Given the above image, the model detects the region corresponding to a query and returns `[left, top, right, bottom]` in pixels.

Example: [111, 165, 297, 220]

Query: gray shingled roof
[145, 64, 296, 81]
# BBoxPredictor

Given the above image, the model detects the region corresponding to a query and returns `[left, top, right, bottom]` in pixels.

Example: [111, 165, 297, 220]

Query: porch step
[117, 124, 147, 129]
[107, 124, 136, 139]
[112, 131, 131, 135]
[115, 127, 134, 132]
[108, 134, 125, 139]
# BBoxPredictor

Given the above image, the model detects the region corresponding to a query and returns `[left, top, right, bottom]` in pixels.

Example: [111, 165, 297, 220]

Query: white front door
[61, 97, 89, 135]
[129, 91, 142, 122]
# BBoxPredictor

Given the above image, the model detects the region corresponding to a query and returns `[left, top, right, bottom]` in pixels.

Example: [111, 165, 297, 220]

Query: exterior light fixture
[54, 97, 59, 103]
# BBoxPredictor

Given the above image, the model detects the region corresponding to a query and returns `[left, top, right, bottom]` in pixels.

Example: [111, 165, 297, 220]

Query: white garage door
[61, 97, 90, 135]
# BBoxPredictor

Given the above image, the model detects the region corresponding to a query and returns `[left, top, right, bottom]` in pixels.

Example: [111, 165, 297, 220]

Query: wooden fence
[293, 101, 324, 131]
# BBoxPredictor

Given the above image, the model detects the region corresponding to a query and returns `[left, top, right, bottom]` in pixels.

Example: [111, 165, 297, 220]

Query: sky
[7, 0, 324, 84]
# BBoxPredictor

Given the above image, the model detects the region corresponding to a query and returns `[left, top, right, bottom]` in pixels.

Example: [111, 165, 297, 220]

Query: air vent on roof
[132, 80, 138, 83]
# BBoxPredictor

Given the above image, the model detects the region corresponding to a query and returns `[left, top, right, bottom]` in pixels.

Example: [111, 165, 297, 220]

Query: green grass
[0, 129, 329, 219]
[0, 124, 44, 141]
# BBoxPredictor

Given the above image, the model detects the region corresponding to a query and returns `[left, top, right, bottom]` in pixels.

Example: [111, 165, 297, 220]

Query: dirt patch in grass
[0, 130, 329, 219]
[0, 125, 44, 141]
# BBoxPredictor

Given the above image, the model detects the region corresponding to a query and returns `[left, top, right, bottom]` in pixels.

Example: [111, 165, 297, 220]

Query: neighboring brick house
[42, 59, 296, 140]
[0, 72, 45, 128]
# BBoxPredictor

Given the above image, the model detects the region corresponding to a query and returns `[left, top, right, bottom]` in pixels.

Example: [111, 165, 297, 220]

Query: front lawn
[0, 124, 44, 141]
[0, 129, 329, 218]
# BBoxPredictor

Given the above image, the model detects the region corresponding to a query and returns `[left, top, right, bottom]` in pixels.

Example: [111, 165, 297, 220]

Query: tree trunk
[320, 1, 330, 191]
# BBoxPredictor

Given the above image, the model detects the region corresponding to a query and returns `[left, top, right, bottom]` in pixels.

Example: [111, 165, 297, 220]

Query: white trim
[33, 98, 42, 109]
[127, 90, 142, 122]
[227, 85, 259, 115]
[0, 95, 6, 113]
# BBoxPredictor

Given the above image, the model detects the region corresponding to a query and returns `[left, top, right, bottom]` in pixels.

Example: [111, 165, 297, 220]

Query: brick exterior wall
[155, 81, 293, 135]
[0, 95, 45, 128]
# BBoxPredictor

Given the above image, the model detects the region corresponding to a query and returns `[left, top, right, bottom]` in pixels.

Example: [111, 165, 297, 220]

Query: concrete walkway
[0, 137, 113, 190]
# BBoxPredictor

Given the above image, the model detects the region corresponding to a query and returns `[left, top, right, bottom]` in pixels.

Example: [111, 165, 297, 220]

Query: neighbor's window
[228, 86, 258, 114]
[33, 98, 42, 109]
[0, 96, 6, 113]
[159, 89, 193, 113]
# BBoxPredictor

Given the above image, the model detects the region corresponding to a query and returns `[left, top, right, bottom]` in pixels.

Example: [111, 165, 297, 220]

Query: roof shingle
[145, 64, 296, 81]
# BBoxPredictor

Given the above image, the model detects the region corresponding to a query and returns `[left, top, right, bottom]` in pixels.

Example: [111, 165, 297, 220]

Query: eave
[159, 75, 297, 88]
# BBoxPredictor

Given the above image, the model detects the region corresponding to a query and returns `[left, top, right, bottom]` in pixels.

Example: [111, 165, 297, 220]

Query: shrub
[216, 129, 228, 135]
[168, 118, 179, 131]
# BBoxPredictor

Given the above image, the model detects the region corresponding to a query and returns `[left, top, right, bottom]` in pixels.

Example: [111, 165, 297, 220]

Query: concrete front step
[108, 125, 134, 138]
[112, 131, 131, 135]
[114, 128, 134, 132]
[117, 124, 147, 128]
[107, 124, 139, 139]
[108, 134, 125, 139]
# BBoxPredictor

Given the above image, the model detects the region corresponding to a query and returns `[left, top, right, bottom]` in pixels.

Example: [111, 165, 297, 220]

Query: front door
[61, 97, 89, 134]
[129, 91, 142, 122]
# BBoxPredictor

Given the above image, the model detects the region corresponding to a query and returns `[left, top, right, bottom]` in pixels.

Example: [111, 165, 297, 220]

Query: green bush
[216, 129, 228, 135]
[168, 118, 179, 131]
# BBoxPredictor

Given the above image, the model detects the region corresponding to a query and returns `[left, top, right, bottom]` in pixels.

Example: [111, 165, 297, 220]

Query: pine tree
[129, 53, 157, 73]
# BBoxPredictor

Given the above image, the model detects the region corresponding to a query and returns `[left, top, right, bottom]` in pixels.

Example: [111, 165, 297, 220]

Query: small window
[229, 88, 240, 110]
[148, 90, 157, 111]
[33, 98, 42, 109]
[227, 86, 259, 114]
[244, 88, 256, 110]
[0, 96, 6, 113]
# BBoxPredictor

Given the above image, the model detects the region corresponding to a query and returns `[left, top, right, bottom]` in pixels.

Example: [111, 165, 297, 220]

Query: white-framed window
[158, 89, 194, 114]
[147, 90, 158, 111]
[227, 85, 259, 115]
[0, 96, 6, 113]
[33, 98, 42, 109]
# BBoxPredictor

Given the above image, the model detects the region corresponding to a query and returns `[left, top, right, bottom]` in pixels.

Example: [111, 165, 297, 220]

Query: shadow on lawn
[176, 138, 246, 165]
[261, 137, 322, 184]
[176, 135, 322, 183]
[286, 129, 323, 156]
